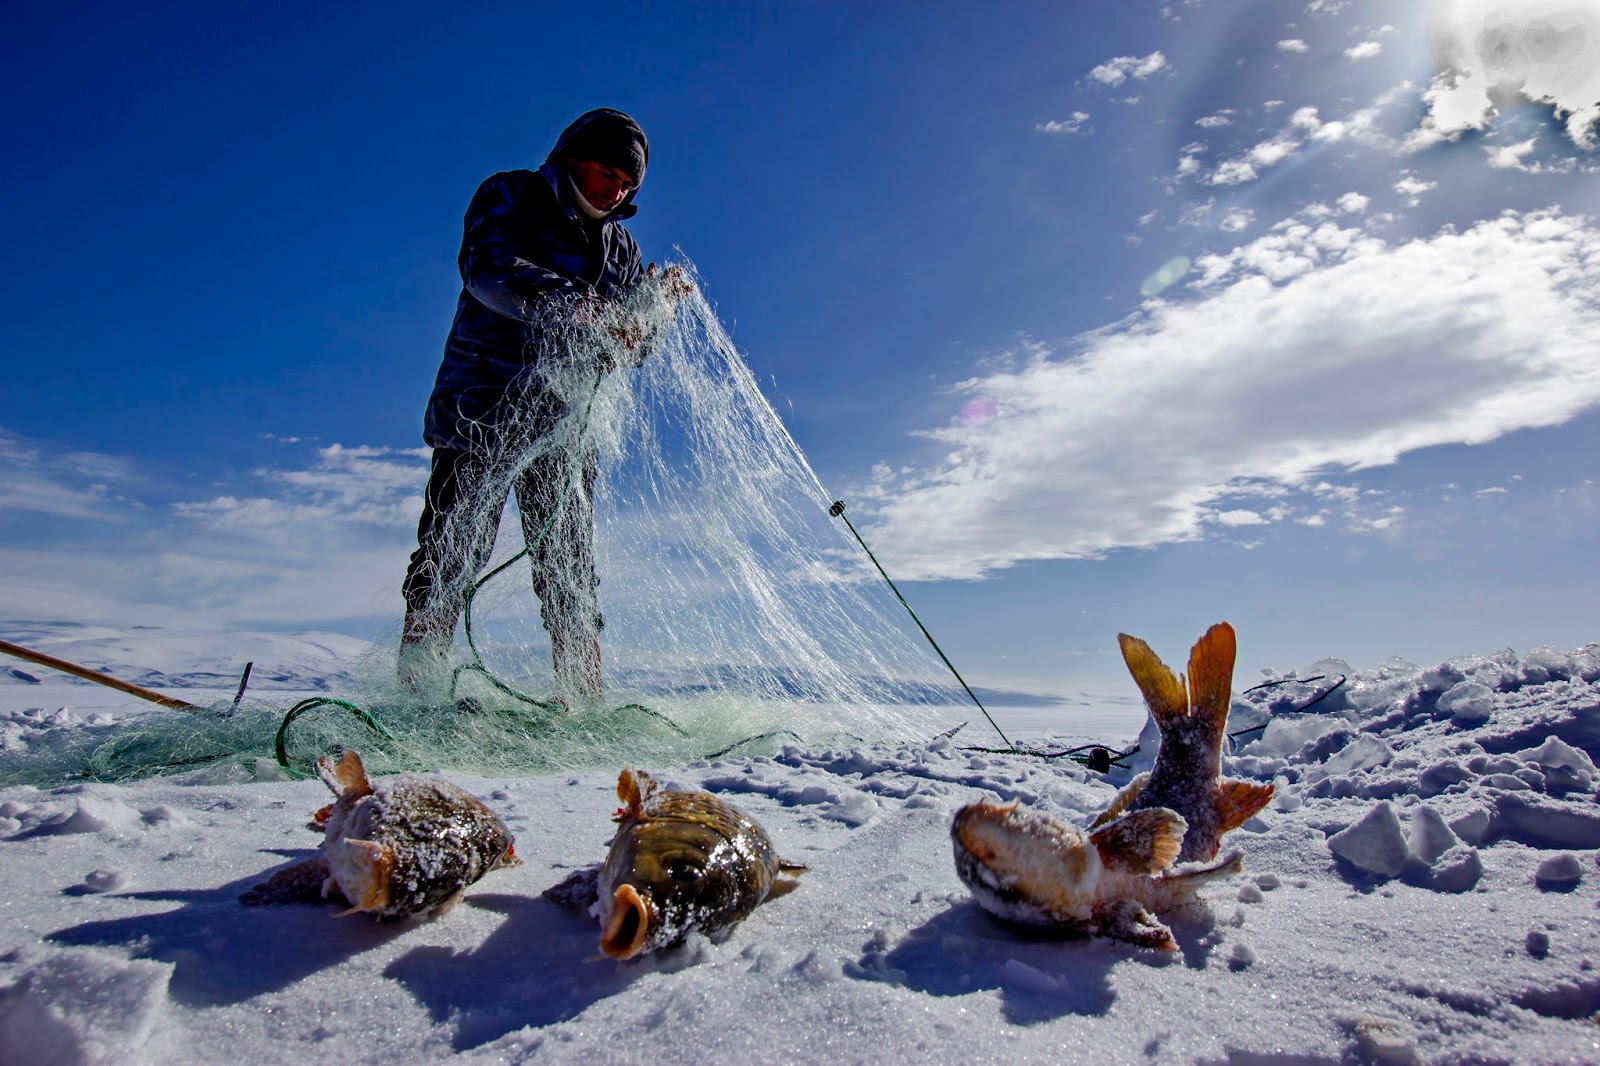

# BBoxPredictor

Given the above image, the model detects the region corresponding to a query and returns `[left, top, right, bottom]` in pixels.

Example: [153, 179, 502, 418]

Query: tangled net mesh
[0, 263, 980, 785]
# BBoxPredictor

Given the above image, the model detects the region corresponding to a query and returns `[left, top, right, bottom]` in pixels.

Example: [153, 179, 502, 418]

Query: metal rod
[0, 638, 199, 712]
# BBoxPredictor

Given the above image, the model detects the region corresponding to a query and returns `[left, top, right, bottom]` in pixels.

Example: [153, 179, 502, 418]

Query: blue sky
[4, 0, 1598, 687]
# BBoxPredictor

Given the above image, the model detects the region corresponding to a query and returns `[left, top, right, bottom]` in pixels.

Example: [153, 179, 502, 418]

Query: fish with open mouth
[949, 622, 1272, 950]
[544, 767, 803, 959]
[241, 748, 516, 918]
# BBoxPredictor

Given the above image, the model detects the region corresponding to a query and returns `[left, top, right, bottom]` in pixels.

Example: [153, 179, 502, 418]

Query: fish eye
[667, 859, 701, 884]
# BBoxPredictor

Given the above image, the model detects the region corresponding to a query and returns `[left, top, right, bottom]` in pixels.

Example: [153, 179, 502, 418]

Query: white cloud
[1336, 192, 1371, 213]
[1278, 39, 1311, 53]
[1089, 51, 1169, 87]
[856, 209, 1600, 580]
[1393, 172, 1438, 204]
[1484, 136, 1548, 172]
[1411, 0, 1600, 150]
[1037, 112, 1090, 135]
[1344, 41, 1384, 60]
[1220, 208, 1256, 233]
[0, 439, 431, 628]
[175, 444, 427, 536]
[1193, 97, 1398, 187]
[1196, 112, 1234, 129]
[0, 430, 137, 520]
[1211, 159, 1260, 185]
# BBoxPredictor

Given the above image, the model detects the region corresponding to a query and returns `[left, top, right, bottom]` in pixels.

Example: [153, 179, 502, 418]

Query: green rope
[274, 697, 392, 772]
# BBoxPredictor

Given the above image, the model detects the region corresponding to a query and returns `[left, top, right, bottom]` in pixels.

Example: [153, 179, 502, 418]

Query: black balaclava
[549, 109, 649, 187]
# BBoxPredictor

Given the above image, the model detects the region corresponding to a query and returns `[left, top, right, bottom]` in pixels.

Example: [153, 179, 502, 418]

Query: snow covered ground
[3, 627, 1599, 1064]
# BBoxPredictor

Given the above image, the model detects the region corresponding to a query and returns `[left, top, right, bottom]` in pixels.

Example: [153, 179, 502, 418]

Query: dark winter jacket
[423, 120, 646, 453]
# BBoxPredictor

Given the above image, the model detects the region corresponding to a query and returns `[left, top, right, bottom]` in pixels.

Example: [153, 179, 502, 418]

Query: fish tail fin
[315, 748, 374, 799]
[1185, 622, 1237, 743]
[1090, 807, 1187, 875]
[1089, 771, 1149, 830]
[1118, 634, 1188, 725]
[1216, 778, 1274, 832]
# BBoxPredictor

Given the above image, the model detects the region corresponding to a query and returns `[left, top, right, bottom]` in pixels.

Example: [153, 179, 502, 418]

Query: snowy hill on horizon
[0, 621, 374, 694]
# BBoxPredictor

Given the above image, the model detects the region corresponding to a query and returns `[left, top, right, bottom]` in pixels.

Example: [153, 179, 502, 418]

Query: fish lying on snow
[950, 622, 1271, 950]
[544, 767, 803, 959]
[241, 749, 516, 918]
[951, 798, 1241, 950]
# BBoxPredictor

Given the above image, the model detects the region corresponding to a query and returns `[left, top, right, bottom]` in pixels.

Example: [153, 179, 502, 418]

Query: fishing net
[0, 262, 988, 786]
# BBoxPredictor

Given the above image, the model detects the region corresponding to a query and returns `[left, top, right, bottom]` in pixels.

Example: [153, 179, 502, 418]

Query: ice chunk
[1519, 645, 1573, 684]
[1328, 802, 1410, 878]
[1516, 736, 1596, 793]
[1534, 853, 1583, 890]
[1495, 793, 1600, 848]
[1417, 759, 1471, 797]
[1439, 681, 1494, 724]
[1427, 845, 1482, 893]
[1321, 734, 1393, 775]
[1407, 806, 1460, 865]
[1448, 807, 1492, 846]
[1251, 714, 1345, 760]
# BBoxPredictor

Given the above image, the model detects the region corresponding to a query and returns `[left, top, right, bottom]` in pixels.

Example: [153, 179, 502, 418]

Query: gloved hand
[647, 262, 695, 301]
[572, 293, 644, 371]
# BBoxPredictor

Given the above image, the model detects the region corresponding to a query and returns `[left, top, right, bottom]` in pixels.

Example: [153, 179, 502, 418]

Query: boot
[397, 609, 457, 694]
[552, 632, 603, 701]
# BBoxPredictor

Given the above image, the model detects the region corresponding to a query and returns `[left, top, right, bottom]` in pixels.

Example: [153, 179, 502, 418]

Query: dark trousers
[401, 446, 601, 643]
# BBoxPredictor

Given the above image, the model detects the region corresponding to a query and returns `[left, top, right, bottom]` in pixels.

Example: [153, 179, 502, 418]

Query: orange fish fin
[330, 838, 394, 913]
[309, 802, 334, 831]
[1090, 807, 1186, 875]
[1216, 778, 1274, 832]
[1185, 622, 1237, 739]
[766, 878, 804, 901]
[1090, 772, 1148, 830]
[1118, 634, 1188, 724]
[316, 749, 373, 799]
[614, 766, 657, 822]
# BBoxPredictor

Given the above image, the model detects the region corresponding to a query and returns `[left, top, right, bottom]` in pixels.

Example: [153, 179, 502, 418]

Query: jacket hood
[545, 108, 647, 218]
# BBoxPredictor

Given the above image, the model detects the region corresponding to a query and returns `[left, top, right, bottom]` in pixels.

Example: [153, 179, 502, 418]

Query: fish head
[951, 800, 1101, 925]
[598, 830, 747, 959]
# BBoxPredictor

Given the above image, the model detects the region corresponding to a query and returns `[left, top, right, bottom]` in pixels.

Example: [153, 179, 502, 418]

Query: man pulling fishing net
[399, 108, 691, 700]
